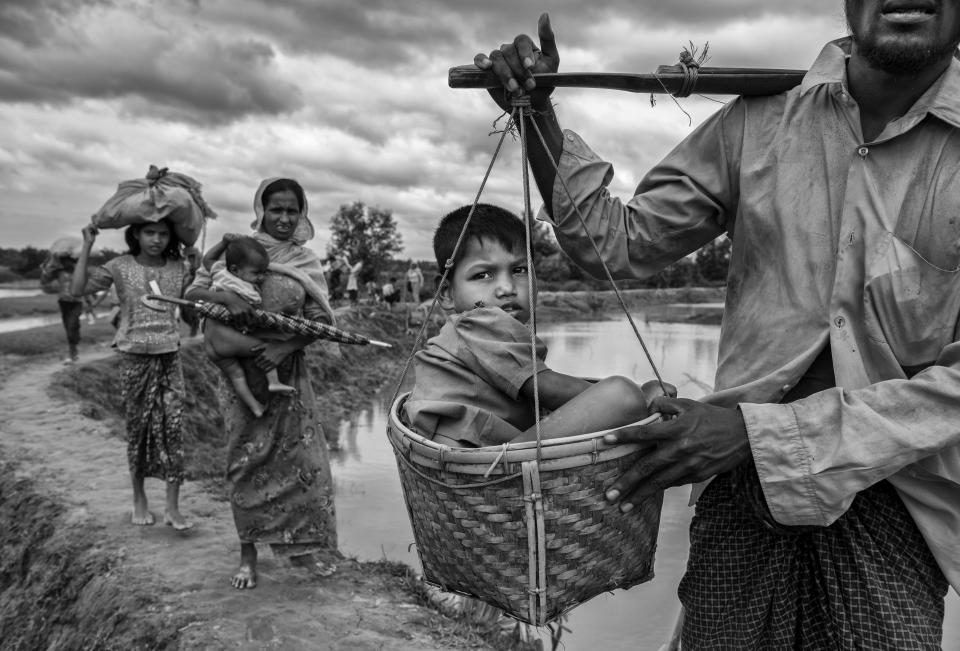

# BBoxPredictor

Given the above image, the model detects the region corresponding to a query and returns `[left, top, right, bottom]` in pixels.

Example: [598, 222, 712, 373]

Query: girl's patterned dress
[85, 254, 190, 483]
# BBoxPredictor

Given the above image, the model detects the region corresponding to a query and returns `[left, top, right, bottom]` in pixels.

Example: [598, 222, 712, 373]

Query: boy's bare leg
[519, 376, 652, 441]
[265, 368, 295, 394]
[163, 480, 192, 531]
[232, 542, 257, 589]
[130, 473, 154, 525]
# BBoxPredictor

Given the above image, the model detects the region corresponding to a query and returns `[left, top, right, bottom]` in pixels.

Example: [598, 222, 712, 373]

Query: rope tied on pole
[652, 41, 712, 122]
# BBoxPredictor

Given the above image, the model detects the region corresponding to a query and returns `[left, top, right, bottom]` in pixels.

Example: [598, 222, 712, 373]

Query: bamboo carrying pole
[448, 64, 806, 96]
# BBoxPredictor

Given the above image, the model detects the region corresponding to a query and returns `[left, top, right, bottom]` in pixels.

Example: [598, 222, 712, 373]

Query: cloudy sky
[0, 0, 849, 260]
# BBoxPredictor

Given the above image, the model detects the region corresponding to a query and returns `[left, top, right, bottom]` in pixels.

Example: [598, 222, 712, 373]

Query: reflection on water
[0, 311, 106, 334]
[328, 318, 960, 651]
[0, 288, 43, 298]
[0, 314, 65, 334]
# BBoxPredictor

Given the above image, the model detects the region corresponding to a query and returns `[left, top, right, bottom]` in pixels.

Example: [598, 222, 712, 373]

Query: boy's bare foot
[131, 509, 155, 526]
[231, 565, 257, 589]
[248, 401, 265, 418]
[163, 511, 193, 531]
[267, 382, 296, 394]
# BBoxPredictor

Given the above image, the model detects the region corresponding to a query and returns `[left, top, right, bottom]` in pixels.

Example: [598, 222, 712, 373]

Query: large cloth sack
[48, 236, 84, 258]
[91, 165, 216, 246]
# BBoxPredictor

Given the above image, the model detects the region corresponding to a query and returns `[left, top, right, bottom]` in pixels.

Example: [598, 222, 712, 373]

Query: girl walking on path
[186, 177, 339, 590]
[71, 220, 194, 530]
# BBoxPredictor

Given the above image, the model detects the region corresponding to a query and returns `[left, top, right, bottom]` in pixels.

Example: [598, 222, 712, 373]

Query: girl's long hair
[123, 218, 183, 259]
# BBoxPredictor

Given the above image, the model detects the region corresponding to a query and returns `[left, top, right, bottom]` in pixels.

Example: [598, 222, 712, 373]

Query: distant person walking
[381, 277, 400, 310]
[71, 220, 194, 530]
[405, 262, 424, 305]
[40, 245, 83, 364]
[345, 257, 363, 305]
[327, 257, 344, 302]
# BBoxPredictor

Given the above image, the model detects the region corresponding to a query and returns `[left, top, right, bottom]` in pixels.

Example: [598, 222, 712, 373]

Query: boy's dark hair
[433, 203, 526, 273]
[225, 236, 270, 270]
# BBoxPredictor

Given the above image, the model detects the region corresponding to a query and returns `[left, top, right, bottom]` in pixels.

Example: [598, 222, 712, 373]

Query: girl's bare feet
[163, 511, 193, 531]
[231, 543, 258, 589]
[131, 478, 153, 525]
[164, 481, 192, 530]
[131, 507, 155, 526]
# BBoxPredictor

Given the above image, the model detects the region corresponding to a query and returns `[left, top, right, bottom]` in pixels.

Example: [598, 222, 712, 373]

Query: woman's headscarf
[251, 177, 315, 245]
[249, 178, 334, 323]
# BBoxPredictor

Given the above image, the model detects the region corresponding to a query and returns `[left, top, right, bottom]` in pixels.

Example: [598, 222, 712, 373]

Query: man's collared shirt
[544, 38, 960, 590]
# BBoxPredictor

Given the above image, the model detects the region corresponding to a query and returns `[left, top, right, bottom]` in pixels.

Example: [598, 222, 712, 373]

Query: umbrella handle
[140, 294, 200, 311]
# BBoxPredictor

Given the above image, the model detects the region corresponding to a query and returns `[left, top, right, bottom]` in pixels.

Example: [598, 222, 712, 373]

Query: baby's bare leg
[265, 369, 295, 394]
[206, 323, 294, 395]
[204, 321, 265, 359]
[523, 376, 651, 440]
[206, 334, 265, 417]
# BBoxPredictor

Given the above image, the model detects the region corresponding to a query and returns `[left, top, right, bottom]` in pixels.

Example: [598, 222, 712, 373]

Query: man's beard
[854, 33, 960, 74]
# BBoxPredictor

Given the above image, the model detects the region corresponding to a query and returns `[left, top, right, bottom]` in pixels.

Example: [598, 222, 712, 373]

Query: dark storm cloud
[0, 0, 113, 47]
[0, 1, 302, 124]
[203, 0, 842, 61]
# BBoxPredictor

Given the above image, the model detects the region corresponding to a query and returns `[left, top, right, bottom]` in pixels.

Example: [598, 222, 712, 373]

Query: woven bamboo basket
[387, 393, 664, 626]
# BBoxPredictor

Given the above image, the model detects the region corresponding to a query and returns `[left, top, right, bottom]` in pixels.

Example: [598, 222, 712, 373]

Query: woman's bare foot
[231, 565, 257, 589]
[289, 552, 338, 577]
[163, 511, 193, 531]
[267, 382, 296, 394]
[232, 543, 258, 589]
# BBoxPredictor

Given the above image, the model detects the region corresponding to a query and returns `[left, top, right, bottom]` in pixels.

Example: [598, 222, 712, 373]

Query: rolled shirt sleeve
[540, 104, 741, 280]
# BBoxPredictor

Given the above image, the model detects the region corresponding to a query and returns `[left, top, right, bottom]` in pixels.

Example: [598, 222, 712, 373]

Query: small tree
[530, 219, 558, 261]
[327, 201, 404, 282]
[694, 234, 732, 284]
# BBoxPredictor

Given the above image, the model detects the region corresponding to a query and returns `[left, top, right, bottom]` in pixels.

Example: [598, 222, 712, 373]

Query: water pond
[328, 317, 960, 650]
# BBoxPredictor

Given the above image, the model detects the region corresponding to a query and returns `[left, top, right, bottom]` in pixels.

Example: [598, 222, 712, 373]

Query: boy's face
[232, 261, 267, 286]
[440, 236, 535, 323]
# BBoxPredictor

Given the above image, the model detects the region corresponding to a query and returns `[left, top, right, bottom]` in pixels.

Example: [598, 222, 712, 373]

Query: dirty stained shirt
[542, 38, 960, 590]
[404, 306, 548, 447]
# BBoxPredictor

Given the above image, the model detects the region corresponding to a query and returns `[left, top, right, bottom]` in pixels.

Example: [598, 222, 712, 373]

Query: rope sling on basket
[385, 86, 688, 625]
[141, 294, 391, 347]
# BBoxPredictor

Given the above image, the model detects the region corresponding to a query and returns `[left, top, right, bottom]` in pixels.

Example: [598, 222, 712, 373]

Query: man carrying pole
[471, 2, 960, 647]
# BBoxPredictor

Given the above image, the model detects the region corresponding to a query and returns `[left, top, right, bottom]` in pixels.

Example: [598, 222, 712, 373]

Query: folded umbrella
[141, 294, 391, 348]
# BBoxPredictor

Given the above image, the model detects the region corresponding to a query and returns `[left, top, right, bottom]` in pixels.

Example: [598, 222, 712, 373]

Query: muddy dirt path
[0, 347, 491, 650]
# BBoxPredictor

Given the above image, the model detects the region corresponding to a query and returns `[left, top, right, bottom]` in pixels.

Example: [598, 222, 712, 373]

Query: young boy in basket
[404, 203, 671, 448]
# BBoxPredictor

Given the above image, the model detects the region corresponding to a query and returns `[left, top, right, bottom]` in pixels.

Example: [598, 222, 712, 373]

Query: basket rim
[389, 391, 660, 465]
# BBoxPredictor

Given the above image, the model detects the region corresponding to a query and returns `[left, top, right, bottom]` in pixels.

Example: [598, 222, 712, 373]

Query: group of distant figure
[322, 257, 426, 310]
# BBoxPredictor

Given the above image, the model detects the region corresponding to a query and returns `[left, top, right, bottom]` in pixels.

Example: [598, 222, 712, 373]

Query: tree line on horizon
[0, 201, 731, 291]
